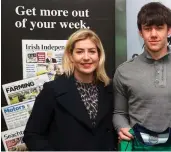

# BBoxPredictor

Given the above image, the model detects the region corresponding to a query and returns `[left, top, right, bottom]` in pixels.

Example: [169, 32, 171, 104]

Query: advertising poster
[2, 0, 115, 150]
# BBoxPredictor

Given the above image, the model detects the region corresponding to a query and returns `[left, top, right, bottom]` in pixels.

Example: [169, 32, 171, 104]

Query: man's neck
[145, 46, 168, 60]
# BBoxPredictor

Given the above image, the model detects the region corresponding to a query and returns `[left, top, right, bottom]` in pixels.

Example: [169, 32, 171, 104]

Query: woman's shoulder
[41, 74, 71, 96]
[54, 74, 69, 81]
[46, 74, 69, 87]
[98, 80, 113, 93]
[104, 80, 113, 93]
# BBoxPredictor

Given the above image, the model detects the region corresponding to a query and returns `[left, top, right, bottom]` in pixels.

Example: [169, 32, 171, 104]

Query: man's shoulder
[114, 55, 144, 77]
[117, 57, 139, 70]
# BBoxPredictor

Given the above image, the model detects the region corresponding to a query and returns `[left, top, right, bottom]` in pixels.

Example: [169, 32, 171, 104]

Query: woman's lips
[82, 63, 92, 68]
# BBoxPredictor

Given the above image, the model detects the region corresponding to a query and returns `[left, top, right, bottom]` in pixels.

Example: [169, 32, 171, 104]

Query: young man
[113, 2, 171, 149]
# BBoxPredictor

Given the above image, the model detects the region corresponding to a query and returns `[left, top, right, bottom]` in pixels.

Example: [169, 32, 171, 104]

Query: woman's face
[70, 38, 99, 78]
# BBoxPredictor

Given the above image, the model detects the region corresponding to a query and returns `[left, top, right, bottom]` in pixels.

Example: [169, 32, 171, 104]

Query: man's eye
[144, 28, 150, 31]
[157, 26, 163, 30]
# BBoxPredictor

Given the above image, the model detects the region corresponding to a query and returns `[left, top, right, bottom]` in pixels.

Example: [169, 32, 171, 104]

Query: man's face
[139, 24, 171, 53]
[70, 38, 99, 78]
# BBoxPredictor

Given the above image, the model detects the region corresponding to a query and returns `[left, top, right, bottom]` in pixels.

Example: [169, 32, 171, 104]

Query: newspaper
[22, 40, 67, 80]
[1, 126, 28, 151]
[2, 74, 49, 105]
[2, 100, 34, 130]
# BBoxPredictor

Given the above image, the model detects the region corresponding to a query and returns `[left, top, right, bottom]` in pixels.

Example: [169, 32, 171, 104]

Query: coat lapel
[96, 82, 113, 126]
[54, 75, 113, 129]
[55, 76, 92, 129]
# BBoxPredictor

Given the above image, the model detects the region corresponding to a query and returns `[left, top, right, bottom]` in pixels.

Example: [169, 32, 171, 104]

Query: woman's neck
[74, 72, 94, 83]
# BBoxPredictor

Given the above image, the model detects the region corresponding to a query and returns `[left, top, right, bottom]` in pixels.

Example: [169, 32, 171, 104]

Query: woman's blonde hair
[62, 29, 110, 86]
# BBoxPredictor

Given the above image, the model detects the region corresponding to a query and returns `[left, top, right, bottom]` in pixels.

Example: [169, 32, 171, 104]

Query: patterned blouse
[75, 80, 99, 123]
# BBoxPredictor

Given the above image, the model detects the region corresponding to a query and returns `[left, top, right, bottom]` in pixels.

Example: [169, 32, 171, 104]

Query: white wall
[126, 0, 171, 59]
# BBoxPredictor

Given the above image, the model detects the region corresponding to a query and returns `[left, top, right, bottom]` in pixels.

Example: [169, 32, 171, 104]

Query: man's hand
[118, 128, 134, 141]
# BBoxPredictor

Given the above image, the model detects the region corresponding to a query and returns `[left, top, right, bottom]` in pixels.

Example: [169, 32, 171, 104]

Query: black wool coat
[23, 74, 117, 151]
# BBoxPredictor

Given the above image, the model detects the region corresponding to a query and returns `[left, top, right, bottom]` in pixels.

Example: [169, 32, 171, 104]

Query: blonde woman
[23, 29, 117, 151]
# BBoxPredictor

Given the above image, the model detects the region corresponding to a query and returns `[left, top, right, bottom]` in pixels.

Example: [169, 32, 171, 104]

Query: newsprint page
[1, 74, 50, 151]
[1, 126, 27, 151]
[22, 40, 67, 80]
[2, 74, 49, 105]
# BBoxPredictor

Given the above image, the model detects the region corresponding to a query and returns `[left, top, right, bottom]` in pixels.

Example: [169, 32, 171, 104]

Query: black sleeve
[23, 82, 55, 151]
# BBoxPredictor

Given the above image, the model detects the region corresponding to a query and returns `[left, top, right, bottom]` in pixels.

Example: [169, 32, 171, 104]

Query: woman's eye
[89, 50, 97, 54]
[76, 51, 83, 54]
